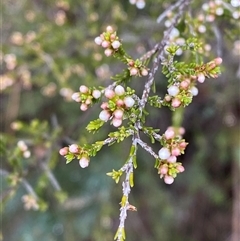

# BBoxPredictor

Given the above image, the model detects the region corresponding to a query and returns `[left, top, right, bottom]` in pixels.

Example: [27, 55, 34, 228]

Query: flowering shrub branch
[57, 0, 224, 240]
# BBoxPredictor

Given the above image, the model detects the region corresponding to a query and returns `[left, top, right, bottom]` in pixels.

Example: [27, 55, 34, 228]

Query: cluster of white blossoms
[99, 85, 135, 127]
[158, 127, 187, 184]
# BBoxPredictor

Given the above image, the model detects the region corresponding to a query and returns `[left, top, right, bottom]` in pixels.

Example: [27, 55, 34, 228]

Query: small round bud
[116, 99, 124, 107]
[159, 165, 168, 175]
[197, 73, 205, 83]
[113, 109, 124, 119]
[106, 26, 114, 33]
[180, 80, 190, 89]
[158, 147, 171, 160]
[214, 57, 222, 65]
[85, 97, 92, 105]
[167, 156, 177, 163]
[164, 129, 175, 139]
[190, 86, 199, 96]
[111, 40, 121, 49]
[94, 36, 103, 45]
[124, 96, 135, 108]
[104, 89, 115, 99]
[92, 89, 101, 99]
[79, 85, 89, 93]
[100, 102, 108, 109]
[72, 92, 81, 102]
[177, 165, 185, 173]
[102, 40, 110, 48]
[129, 67, 138, 76]
[114, 85, 125, 96]
[171, 147, 181, 156]
[99, 110, 111, 122]
[59, 147, 69, 156]
[79, 156, 89, 168]
[23, 150, 31, 158]
[69, 144, 79, 154]
[165, 95, 172, 102]
[179, 141, 188, 149]
[112, 117, 122, 127]
[171, 98, 181, 108]
[80, 103, 88, 111]
[164, 175, 174, 184]
[104, 48, 113, 57]
[167, 85, 179, 97]
[179, 127, 185, 135]
[141, 68, 148, 76]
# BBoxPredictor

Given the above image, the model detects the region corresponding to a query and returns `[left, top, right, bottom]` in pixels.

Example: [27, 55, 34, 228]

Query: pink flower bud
[59, 147, 69, 156]
[113, 109, 124, 119]
[110, 33, 116, 40]
[101, 40, 110, 48]
[164, 129, 175, 139]
[167, 85, 179, 97]
[164, 175, 174, 184]
[79, 85, 89, 93]
[92, 89, 101, 99]
[94, 36, 103, 45]
[197, 73, 205, 83]
[106, 26, 113, 33]
[129, 67, 138, 76]
[167, 156, 177, 163]
[124, 96, 135, 108]
[165, 95, 172, 102]
[116, 99, 124, 107]
[79, 156, 89, 168]
[104, 89, 115, 99]
[159, 165, 168, 175]
[179, 127, 185, 135]
[85, 97, 92, 105]
[111, 40, 121, 49]
[171, 147, 181, 156]
[100, 102, 108, 109]
[72, 92, 81, 102]
[179, 141, 188, 149]
[104, 48, 113, 57]
[99, 110, 111, 122]
[114, 85, 125, 96]
[180, 80, 190, 89]
[177, 165, 185, 173]
[171, 98, 181, 108]
[158, 147, 171, 160]
[141, 68, 148, 76]
[80, 103, 88, 111]
[69, 144, 79, 154]
[214, 57, 222, 65]
[112, 117, 122, 127]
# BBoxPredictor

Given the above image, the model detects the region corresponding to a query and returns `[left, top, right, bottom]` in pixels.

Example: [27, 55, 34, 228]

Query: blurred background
[1, 0, 239, 241]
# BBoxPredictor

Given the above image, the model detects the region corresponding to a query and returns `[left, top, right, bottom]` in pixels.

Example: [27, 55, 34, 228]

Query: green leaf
[86, 119, 105, 133]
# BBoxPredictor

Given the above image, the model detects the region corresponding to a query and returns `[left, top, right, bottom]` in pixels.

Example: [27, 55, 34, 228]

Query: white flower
[124, 96, 135, 108]
[158, 147, 171, 160]
[167, 85, 179, 97]
[79, 157, 89, 168]
[92, 89, 101, 99]
[99, 110, 111, 122]
[111, 40, 121, 49]
[114, 85, 125, 96]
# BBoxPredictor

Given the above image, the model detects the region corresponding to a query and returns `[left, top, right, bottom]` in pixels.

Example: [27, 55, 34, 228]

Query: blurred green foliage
[1, 0, 239, 241]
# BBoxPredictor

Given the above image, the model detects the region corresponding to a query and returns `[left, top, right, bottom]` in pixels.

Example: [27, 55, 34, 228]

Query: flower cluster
[99, 85, 135, 127]
[157, 127, 187, 184]
[72, 85, 102, 111]
[17, 140, 31, 158]
[95, 26, 122, 57]
[164, 57, 222, 108]
[59, 144, 90, 168]
[22, 194, 39, 210]
[127, 58, 149, 77]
